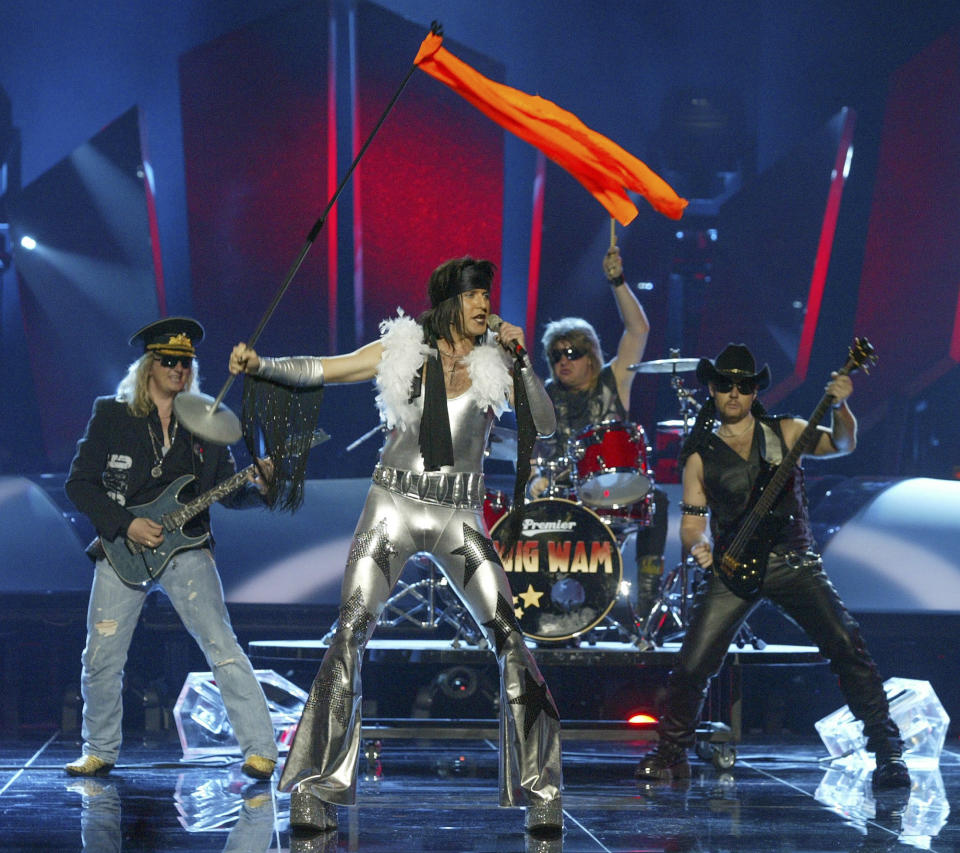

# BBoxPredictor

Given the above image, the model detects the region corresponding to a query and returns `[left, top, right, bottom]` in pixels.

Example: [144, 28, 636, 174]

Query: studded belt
[372, 463, 485, 510]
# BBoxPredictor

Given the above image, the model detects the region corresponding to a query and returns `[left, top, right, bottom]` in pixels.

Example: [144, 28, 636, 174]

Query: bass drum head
[490, 498, 622, 643]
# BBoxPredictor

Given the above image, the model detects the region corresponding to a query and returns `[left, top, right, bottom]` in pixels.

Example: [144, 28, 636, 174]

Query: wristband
[609, 274, 626, 288]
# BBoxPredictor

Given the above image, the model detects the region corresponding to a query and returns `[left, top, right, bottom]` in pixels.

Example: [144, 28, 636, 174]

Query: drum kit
[481, 352, 709, 648]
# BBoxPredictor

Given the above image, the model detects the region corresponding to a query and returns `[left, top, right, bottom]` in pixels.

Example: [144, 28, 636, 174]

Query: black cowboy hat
[696, 343, 771, 390]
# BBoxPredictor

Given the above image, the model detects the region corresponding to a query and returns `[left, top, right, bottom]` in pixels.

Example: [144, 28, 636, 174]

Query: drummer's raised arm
[604, 245, 650, 409]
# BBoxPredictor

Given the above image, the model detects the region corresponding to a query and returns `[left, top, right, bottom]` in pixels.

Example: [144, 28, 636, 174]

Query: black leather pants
[657, 552, 902, 754]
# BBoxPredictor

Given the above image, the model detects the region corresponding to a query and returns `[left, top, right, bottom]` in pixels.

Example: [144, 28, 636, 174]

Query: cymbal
[628, 357, 700, 374]
[485, 426, 518, 462]
[173, 391, 242, 445]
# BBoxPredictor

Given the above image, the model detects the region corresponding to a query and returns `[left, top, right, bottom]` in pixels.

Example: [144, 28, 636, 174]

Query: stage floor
[2, 730, 956, 852]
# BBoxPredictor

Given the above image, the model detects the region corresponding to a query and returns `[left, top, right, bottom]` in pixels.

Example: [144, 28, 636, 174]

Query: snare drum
[568, 420, 652, 507]
[592, 491, 653, 532]
[490, 499, 622, 642]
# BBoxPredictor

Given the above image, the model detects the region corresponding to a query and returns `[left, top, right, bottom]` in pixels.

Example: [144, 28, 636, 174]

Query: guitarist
[635, 343, 910, 790]
[63, 317, 278, 782]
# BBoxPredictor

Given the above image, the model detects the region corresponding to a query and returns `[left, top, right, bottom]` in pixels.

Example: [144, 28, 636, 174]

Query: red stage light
[627, 712, 658, 726]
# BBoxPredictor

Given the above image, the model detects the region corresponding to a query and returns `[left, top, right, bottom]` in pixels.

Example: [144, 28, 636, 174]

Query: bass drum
[490, 498, 622, 643]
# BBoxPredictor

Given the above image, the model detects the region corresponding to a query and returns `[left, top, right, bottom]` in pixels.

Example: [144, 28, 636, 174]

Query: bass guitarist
[63, 317, 278, 781]
[635, 343, 910, 790]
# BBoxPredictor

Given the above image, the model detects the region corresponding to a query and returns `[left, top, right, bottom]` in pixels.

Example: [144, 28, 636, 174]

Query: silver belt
[372, 464, 485, 510]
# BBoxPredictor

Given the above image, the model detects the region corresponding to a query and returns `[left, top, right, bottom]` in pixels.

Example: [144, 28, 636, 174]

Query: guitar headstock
[844, 337, 878, 376]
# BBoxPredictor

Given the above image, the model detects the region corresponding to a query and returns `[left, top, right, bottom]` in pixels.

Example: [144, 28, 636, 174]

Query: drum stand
[641, 557, 697, 645]
[639, 558, 766, 649]
[322, 554, 487, 649]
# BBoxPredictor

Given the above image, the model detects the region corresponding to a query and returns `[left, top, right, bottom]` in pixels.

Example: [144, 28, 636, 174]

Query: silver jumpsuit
[258, 343, 563, 811]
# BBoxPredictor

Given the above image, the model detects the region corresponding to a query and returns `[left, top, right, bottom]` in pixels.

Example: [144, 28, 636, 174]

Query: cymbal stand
[669, 375, 700, 435]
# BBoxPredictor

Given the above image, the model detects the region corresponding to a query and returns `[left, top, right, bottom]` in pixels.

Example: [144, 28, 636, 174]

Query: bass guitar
[101, 429, 328, 587]
[713, 338, 876, 599]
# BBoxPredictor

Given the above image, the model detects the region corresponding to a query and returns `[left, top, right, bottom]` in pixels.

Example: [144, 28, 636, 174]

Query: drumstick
[609, 217, 616, 249]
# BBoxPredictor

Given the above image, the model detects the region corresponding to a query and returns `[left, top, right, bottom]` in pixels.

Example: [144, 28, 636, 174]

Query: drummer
[532, 243, 667, 619]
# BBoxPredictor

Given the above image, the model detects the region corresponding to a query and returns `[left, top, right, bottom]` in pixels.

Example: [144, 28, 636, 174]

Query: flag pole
[174, 23, 440, 445]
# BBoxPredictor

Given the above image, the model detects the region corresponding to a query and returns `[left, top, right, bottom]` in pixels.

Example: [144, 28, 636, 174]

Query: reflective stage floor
[1, 731, 956, 852]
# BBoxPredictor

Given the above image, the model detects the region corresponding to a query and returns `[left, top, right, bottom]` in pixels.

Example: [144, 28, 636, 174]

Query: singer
[228, 256, 564, 837]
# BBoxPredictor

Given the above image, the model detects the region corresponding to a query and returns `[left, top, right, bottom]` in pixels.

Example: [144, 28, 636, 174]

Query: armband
[680, 502, 709, 516]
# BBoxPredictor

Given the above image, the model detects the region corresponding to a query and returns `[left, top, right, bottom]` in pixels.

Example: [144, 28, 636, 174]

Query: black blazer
[65, 396, 262, 545]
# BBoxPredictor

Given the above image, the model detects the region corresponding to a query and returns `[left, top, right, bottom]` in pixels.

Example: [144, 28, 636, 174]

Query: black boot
[872, 751, 911, 790]
[635, 739, 690, 781]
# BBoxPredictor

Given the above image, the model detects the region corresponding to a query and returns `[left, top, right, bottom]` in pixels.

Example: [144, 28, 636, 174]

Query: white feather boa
[375, 311, 512, 431]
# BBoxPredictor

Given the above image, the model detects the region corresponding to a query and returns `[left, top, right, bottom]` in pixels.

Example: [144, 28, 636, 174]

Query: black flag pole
[175, 22, 442, 444]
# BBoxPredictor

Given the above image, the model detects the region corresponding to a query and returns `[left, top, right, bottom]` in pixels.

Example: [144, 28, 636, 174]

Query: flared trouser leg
[278, 485, 562, 806]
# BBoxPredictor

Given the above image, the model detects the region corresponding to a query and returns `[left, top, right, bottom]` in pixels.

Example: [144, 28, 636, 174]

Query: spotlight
[20, 235, 36, 250]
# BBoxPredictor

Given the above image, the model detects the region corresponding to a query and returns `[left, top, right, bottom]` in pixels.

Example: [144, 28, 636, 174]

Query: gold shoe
[241, 754, 277, 780]
[64, 755, 114, 777]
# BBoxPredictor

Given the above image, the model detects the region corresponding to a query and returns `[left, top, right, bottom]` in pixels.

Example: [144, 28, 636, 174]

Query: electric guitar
[101, 429, 328, 587]
[713, 339, 877, 599]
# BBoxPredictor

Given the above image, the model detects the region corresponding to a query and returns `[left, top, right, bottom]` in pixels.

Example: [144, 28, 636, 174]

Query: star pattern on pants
[305, 659, 354, 729]
[451, 523, 501, 589]
[339, 585, 375, 643]
[509, 669, 560, 739]
[348, 518, 397, 584]
[481, 593, 521, 657]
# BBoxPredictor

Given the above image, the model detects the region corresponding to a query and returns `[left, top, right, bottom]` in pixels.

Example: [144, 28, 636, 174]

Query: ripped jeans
[79, 549, 277, 764]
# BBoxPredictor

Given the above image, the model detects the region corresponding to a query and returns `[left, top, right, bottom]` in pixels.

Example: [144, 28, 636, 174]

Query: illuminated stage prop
[173, 670, 307, 760]
[815, 677, 949, 767]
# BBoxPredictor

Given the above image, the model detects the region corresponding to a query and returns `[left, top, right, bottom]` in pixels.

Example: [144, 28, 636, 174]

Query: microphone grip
[487, 314, 527, 359]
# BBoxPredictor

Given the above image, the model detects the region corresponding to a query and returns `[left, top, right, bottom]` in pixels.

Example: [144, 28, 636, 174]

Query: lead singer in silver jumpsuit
[229, 257, 563, 837]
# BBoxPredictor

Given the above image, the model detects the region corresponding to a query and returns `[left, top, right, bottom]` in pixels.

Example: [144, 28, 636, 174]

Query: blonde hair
[540, 318, 603, 379]
[116, 353, 199, 417]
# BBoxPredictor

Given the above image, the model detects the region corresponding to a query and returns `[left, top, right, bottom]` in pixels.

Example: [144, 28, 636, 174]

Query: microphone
[487, 314, 527, 359]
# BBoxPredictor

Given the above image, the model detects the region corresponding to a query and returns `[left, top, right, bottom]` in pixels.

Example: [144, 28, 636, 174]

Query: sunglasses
[549, 346, 586, 365]
[156, 354, 194, 369]
[713, 377, 757, 394]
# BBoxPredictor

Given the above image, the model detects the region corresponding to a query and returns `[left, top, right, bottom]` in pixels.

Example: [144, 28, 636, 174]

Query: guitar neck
[727, 365, 855, 556]
[167, 465, 255, 529]
[750, 393, 834, 519]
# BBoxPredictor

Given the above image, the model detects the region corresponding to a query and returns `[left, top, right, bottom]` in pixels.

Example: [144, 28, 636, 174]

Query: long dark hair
[678, 396, 768, 468]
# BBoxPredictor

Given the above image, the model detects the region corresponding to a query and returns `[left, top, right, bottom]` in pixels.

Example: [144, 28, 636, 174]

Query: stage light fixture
[19, 235, 36, 250]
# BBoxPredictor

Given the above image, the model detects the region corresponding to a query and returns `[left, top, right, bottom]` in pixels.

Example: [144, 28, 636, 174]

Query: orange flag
[414, 31, 687, 224]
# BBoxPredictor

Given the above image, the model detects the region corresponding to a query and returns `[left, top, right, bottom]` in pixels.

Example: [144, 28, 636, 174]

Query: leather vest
[700, 417, 814, 553]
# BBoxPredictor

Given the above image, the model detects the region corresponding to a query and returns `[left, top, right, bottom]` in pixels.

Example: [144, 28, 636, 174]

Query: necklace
[717, 417, 754, 439]
[437, 346, 467, 381]
[147, 416, 178, 478]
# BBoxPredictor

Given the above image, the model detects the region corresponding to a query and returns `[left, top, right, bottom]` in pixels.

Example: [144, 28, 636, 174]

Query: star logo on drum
[518, 584, 544, 610]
